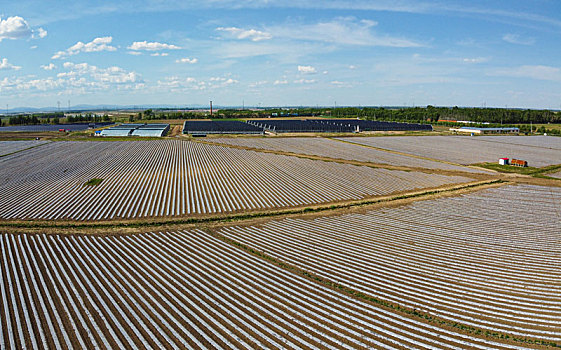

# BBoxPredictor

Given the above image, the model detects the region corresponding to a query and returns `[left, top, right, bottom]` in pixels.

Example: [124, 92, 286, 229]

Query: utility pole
[210, 100, 213, 116]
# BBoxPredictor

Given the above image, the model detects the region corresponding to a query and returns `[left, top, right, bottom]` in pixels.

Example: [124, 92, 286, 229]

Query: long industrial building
[100, 123, 169, 137]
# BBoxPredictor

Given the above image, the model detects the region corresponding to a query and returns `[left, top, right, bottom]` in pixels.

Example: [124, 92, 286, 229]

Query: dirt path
[0, 179, 506, 236]
[194, 138, 491, 178]
[169, 125, 181, 137]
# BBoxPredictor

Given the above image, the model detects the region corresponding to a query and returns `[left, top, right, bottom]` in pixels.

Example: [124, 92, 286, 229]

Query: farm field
[0, 123, 113, 133]
[0, 140, 49, 156]
[339, 136, 561, 167]
[548, 170, 561, 179]
[208, 137, 486, 173]
[475, 135, 561, 150]
[1, 228, 548, 349]
[0, 140, 471, 221]
[220, 184, 561, 347]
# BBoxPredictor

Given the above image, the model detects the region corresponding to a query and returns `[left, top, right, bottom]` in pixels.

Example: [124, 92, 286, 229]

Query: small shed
[499, 158, 509, 165]
[511, 159, 528, 167]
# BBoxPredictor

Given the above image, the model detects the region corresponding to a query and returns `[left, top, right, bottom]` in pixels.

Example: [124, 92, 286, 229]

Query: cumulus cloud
[331, 80, 353, 87]
[127, 41, 181, 51]
[127, 51, 142, 55]
[462, 57, 488, 63]
[176, 57, 198, 64]
[175, 57, 199, 64]
[273, 79, 288, 85]
[41, 63, 56, 70]
[502, 34, 535, 45]
[1, 61, 145, 96]
[298, 65, 316, 74]
[0, 58, 21, 70]
[216, 27, 272, 41]
[248, 80, 268, 88]
[0, 16, 33, 41]
[33, 27, 47, 39]
[62, 62, 141, 83]
[157, 75, 237, 91]
[150, 52, 169, 56]
[52, 36, 116, 59]
[293, 78, 316, 84]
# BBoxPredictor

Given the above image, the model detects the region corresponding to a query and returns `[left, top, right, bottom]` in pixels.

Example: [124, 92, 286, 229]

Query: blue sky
[1, 0, 560, 109]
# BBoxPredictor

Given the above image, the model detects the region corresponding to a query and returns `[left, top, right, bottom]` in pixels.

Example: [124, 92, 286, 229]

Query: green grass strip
[84, 178, 103, 186]
[209, 216, 560, 348]
[0, 180, 502, 230]
[478, 162, 561, 177]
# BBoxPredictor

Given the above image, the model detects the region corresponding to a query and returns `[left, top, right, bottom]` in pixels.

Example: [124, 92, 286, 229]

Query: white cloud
[489, 65, 561, 81]
[176, 57, 198, 64]
[216, 27, 272, 41]
[268, 17, 423, 47]
[349, 65, 356, 69]
[293, 78, 316, 84]
[127, 51, 142, 55]
[462, 57, 488, 63]
[0, 58, 21, 70]
[33, 27, 47, 39]
[298, 65, 316, 74]
[52, 36, 116, 59]
[273, 79, 288, 85]
[502, 34, 535, 45]
[157, 75, 237, 91]
[150, 52, 169, 56]
[331, 80, 353, 88]
[41, 63, 56, 70]
[248, 80, 268, 88]
[0, 16, 33, 41]
[62, 62, 141, 83]
[127, 41, 181, 51]
[30, 45, 38, 49]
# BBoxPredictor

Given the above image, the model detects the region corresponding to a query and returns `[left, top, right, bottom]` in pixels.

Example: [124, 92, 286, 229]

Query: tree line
[328, 106, 560, 124]
[4, 112, 110, 126]
[136, 106, 560, 124]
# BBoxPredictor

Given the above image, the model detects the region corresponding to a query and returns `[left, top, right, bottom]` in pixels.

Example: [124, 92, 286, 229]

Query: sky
[1, 0, 561, 109]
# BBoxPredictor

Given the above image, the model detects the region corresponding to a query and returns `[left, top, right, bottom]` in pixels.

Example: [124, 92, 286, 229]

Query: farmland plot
[220, 184, 561, 345]
[339, 136, 561, 167]
[210, 137, 486, 173]
[0, 140, 48, 156]
[0, 230, 539, 349]
[475, 136, 561, 150]
[0, 140, 471, 220]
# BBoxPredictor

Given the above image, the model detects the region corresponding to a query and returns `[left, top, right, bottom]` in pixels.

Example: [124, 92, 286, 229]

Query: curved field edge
[209, 231, 560, 349]
[206, 183, 561, 349]
[0, 179, 503, 234]
[0, 140, 474, 221]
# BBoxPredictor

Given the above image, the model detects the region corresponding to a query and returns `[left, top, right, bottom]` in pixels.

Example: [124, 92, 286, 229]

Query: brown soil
[0, 179, 505, 236]
[168, 125, 182, 137]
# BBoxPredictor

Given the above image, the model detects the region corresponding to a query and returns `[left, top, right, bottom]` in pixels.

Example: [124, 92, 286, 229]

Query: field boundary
[0, 179, 504, 234]
[194, 138, 491, 178]
[208, 227, 561, 349]
[329, 137, 482, 170]
[0, 140, 50, 157]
